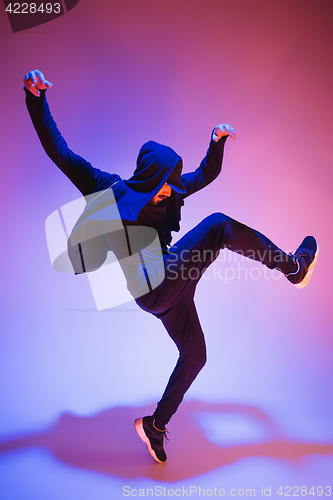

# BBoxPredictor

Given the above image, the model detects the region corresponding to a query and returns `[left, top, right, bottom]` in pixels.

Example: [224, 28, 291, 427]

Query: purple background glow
[0, 0, 332, 497]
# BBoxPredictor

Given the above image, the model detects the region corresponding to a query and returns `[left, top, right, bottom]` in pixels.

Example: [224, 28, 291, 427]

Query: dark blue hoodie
[26, 89, 227, 277]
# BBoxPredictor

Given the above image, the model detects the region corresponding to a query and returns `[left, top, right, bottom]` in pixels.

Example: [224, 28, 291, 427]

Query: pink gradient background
[0, 0, 332, 497]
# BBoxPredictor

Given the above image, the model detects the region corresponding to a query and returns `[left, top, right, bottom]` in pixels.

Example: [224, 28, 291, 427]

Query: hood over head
[124, 140, 186, 194]
[66, 141, 187, 275]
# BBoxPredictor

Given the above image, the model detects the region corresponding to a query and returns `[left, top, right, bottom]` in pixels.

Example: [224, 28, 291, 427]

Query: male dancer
[24, 70, 319, 463]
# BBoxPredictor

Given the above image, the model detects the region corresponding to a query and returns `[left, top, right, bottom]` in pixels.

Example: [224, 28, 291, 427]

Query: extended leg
[154, 301, 207, 428]
[134, 299, 206, 463]
[138, 212, 297, 313]
[134, 212, 319, 461]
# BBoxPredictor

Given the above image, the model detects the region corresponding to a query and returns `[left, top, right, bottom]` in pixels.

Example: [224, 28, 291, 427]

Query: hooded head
[125, 141, 186, 195]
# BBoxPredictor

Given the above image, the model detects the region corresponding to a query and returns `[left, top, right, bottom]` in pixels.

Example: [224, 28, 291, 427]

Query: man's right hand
[24, 69, 53, 97]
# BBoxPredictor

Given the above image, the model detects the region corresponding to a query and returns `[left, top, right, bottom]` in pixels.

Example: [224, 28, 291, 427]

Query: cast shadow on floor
[0, 400, 332, 482]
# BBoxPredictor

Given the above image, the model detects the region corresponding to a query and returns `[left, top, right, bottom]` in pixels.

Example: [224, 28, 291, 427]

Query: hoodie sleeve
[180, 133, 227, 199]
[25, 88, 115, 196]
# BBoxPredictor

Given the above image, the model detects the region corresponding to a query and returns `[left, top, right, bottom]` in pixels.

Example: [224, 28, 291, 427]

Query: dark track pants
[135, 212, 295, 427]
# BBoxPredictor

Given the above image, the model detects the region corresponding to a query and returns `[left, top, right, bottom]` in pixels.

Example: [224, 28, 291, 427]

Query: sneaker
[285, 236, 319, 289]
[134, 416, 168, 463]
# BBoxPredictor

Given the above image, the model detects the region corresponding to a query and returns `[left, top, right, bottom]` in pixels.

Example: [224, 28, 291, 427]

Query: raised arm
[24, 70, 118, 196]
[181, 123, 236, 199]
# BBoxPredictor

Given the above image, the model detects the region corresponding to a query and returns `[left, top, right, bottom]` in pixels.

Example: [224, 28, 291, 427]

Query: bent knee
[201, 212, 230, 231]
[210, 212, 230, 225]
[182, 345, 207, 371]
[198, 350, 207, 370]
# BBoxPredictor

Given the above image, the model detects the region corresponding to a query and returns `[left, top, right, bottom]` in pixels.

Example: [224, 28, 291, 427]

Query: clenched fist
[24, 69, 53, 97]
[213, 124, 236, 141]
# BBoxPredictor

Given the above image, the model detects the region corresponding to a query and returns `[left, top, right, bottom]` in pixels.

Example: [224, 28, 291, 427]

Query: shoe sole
[295, 240, 320, 289]
[134, 418, 164, 463]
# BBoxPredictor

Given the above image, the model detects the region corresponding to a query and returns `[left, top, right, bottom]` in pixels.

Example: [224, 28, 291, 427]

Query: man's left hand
[213, 124, 236, 141]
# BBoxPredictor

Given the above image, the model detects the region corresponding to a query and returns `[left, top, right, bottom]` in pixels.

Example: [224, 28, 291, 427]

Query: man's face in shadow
[148, 183, 172, 205]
